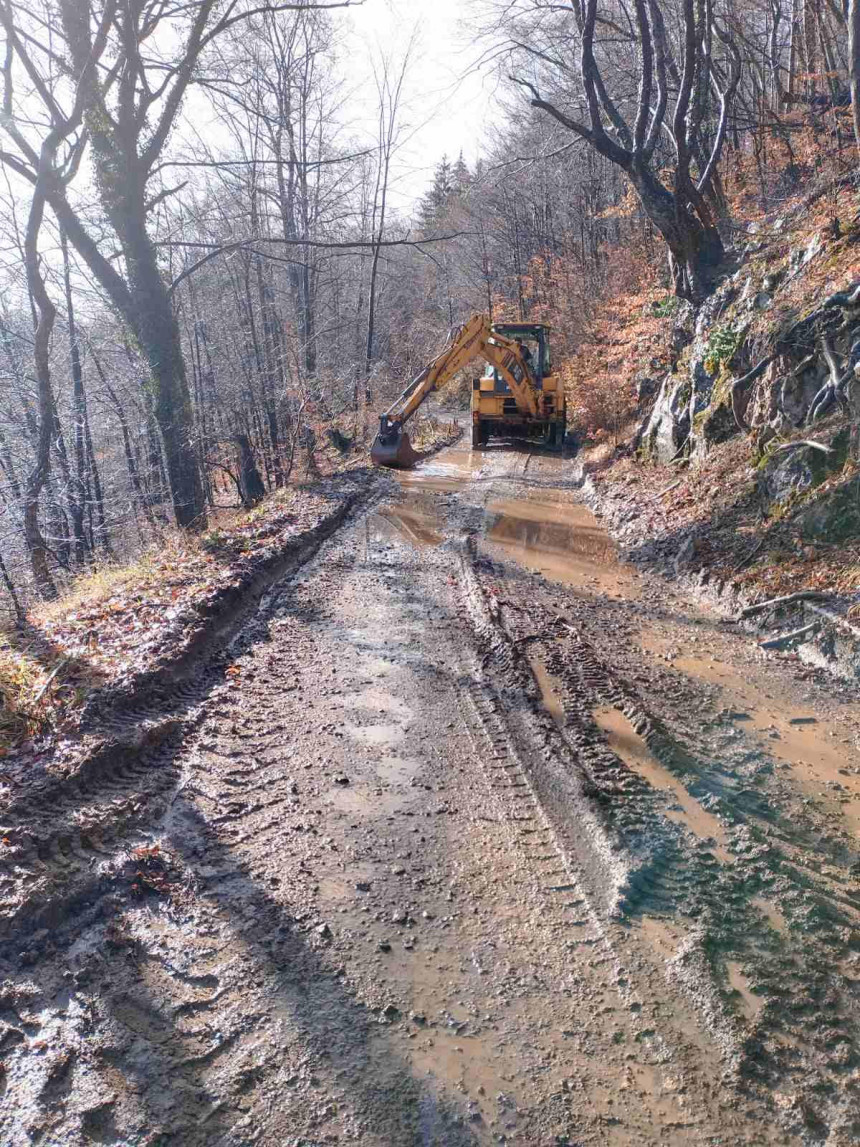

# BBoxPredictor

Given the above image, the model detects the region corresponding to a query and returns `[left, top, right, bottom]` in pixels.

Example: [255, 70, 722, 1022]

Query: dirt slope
[2, 440, 860, 1145]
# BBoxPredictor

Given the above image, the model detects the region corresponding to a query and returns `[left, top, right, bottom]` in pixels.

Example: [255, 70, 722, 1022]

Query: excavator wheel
[471, 421, 489, 449]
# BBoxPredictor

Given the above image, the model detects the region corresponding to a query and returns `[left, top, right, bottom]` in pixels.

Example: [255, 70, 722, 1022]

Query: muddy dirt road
[3, 441, 860, 1145]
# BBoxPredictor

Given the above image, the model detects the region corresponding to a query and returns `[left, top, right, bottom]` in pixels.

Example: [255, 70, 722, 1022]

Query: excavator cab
[472, 322, 564, 449]
[481, 324, 549, 388]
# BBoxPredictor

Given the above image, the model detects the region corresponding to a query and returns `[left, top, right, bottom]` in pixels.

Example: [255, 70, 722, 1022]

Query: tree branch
[165, 233, 472, 295]
[632, 0, 654, 154]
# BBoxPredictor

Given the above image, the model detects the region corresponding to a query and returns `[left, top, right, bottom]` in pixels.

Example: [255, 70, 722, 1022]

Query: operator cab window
[483, 333, 545, 391]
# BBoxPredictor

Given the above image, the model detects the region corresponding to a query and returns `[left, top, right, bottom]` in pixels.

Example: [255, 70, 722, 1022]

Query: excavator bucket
[370, 418, 420, 469]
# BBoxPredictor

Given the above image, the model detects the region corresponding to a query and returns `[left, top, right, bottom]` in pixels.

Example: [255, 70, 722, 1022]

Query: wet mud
[1, 436, 860, 1145]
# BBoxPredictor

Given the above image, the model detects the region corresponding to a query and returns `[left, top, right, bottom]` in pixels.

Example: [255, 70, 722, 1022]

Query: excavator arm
[371, 314, 541, 468]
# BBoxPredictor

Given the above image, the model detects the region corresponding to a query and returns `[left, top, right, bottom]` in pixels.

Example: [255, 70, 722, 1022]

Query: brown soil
[584, 432, 860, 602]
[1, 436, 859, 1145]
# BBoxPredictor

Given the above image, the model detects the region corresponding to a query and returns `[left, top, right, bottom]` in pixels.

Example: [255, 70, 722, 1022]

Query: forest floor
[2, 436, 860, 1145]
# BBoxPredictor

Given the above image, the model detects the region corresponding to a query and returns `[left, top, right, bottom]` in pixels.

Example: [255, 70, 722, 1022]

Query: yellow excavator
[370, 314, 566, 468]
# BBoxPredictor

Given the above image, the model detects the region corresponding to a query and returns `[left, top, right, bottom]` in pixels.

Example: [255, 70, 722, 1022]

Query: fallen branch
[33, 656, 70, 705]
[806, 603, 860, 641]
[740, 590, 833, 619]
[770, 439, 834, 454]
[759, 622, 819, 650]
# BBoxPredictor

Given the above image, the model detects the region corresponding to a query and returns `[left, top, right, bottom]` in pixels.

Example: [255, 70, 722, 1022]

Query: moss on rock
[694, 368, 739, 450]
[796, 475, 860, 542]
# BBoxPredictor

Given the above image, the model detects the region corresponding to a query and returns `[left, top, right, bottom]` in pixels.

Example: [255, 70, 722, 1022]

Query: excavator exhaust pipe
[371, 417, 420, 469]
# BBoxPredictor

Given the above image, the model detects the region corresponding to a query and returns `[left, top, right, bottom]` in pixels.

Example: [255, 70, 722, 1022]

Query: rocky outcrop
[639, 374, 691, 462]
[634, 223, 860, 464]
[796, 474, 860, 540]
[762, 444, 824, 504]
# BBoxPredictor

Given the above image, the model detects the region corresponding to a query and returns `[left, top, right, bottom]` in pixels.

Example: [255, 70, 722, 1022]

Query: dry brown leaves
[0, 484, 343, 756]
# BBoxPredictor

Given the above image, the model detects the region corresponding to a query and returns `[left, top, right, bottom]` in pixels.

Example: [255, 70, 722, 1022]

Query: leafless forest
[0, 0, 857, 606]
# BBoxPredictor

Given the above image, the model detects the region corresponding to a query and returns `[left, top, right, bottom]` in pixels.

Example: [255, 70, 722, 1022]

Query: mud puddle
[640, 629, 860, 834]
[530, 656, 566, 725]
[593, 705, 733, 863]
[370, 449, 484, 549]
[397, 447, 486, 493]
[486, 497, 639, 597]
[375, 450, 642, 613]
[372, 501, 444, 548]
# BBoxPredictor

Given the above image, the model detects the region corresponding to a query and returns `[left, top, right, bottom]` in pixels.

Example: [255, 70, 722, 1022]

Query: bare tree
[364, 38, 414, 402]
[850, 0, 860, 158]
[495, 0, 741, 300]
[0, 0, 359, 528]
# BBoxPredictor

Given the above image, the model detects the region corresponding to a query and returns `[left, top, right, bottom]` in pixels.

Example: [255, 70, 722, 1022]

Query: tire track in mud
[462, 470, 860, 1142]
[0, 488, 376, 951]
[452, 535, 806, 1147]
[455, 538, 752, 1077]
[3, 441, 860, 1144]
[0, 517, 481, 1147]
[375, 445, 860, 1140]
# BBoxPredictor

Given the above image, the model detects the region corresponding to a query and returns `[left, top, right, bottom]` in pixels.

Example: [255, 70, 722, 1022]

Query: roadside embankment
[563, 175, 860, 681]
[577, 448, 860, 680]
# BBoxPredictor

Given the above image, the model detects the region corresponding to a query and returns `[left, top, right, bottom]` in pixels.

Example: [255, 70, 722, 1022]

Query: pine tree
[453, 151, 471, 195]
[417, 156, 454, 232]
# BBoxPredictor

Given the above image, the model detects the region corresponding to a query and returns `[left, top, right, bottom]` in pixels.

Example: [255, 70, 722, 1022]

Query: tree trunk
[849, 0, 860, 157]
[83, 397, 112, 557]
[254, 259, 284, 487]
[122, 223, 205, 528]
[61, 230, 89, 566]
[236, 435, 266, 507]
[188, 314, 214, 509]
[788, 0, 799, 109]
[23, 187, 57, 600]
[32, 172, 205, 529]
[0, 545, 23, 621]
[627, 166, 724, 302]
[56, 144, 206, 530]
[301, 261, 317, 379]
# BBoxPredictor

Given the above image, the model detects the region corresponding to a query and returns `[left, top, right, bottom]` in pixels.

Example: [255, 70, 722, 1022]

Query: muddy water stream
[377, 445, 860, 859]
[376, 446, 640, 598]
[385, 444, 860, 925]
[381, 449, 855, 755]
[639, 629, 860, 835]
